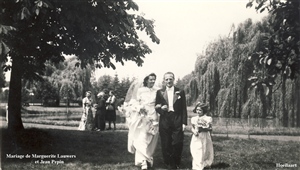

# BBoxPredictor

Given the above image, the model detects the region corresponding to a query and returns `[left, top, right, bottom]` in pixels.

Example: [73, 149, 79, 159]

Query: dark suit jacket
[96, 98, 106, 114]
[155, 86, 188, 127]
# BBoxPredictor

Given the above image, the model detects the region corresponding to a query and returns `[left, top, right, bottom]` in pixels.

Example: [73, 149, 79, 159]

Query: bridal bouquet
[118, 99, 148, 118]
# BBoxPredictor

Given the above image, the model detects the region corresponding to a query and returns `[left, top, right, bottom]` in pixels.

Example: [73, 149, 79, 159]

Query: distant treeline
[0, 57, 133, 107]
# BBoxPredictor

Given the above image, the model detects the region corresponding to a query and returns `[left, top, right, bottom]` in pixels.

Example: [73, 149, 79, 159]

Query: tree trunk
[267, 85, 273, 117]
[291, 81, 295, 127]
[296, 78, 300, 127]
[233, 87, 237, 118]
[55, 97, 60, 107]
[258, 83, 267, 118]
[282, 74, 288, 127]
[7, 57, 24, 132]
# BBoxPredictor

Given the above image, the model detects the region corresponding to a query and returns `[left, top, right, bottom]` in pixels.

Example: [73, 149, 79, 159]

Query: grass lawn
[1, 128, 300, 170]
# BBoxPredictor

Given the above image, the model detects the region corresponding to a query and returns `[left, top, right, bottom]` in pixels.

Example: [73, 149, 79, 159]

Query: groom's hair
[164, 72, 175, 79]
[143, 73, 157, 86]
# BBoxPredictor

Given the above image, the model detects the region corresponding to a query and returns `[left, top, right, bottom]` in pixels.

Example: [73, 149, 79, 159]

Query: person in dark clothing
[106, 90, 117, 130]
[155, 72, 188, 169]
[95, 91, 106, 131]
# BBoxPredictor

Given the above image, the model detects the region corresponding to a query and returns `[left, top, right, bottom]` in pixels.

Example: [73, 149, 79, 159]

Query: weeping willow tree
[193, 17, 275, 119]
[229, 18, 272, 119]
[187, 16, 282, 118]
[197, 62, 220, 116]
[184, 14, 300, 126]
[31, 57, 93, 106]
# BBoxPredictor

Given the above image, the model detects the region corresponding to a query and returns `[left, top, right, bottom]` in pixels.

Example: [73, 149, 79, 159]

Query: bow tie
[167, 87, 173, 91]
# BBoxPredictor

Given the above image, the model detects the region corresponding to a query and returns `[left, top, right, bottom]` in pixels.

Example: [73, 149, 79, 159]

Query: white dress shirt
[167, 86, 174, 112]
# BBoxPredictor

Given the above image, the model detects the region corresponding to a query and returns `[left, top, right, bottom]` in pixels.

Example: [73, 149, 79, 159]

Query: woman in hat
[95, 91, 106, 131]
[78, 91, 94, 131]
[190, 102, 214, 170]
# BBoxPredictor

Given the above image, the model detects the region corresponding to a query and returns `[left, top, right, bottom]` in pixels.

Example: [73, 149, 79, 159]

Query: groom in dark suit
[155, 72, 187, 169]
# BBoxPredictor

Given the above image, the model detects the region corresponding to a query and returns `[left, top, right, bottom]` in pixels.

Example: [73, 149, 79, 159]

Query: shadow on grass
[2, 127, 130, 160]
[2, 127, 300, 170]
[2, 128, 187, 169]
[1, 128, 55, 155]
[210, 162, 230, 169]
[1, 128, 206, 169]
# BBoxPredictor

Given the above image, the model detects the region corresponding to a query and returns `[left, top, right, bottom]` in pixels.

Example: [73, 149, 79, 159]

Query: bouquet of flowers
[118, 99, 148, 119]
[195, 118, 211, 133]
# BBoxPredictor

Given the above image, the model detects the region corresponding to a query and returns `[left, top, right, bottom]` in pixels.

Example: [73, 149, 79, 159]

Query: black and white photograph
[1, 0, 299, 169]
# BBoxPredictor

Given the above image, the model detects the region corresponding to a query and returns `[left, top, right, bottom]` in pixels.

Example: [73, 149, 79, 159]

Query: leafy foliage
[0, 62, 6, 89]
[247, 0, 300, 83]
[91, 74, 133, 102]
[246, 0, 300, 126]
[1, 0, 159, 131]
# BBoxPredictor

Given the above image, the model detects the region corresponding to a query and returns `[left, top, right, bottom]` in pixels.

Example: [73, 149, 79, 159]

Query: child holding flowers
[190, 102, 214, 170]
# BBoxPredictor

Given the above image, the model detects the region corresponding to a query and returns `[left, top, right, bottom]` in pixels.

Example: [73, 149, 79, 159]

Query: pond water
[3, 105, 295, 129]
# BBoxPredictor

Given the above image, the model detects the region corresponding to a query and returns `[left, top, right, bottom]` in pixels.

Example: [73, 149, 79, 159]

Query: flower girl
[190, 102, 214, 170]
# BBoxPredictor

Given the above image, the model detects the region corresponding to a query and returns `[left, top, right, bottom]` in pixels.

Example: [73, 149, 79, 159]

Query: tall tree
[247, 0, 300, 126]
[34, 78, 59, 106]
[0, 0, 159, 132]
[0, 62, 5, 89]
[118, 76, 132, 100]
[112, 74, 121, 97]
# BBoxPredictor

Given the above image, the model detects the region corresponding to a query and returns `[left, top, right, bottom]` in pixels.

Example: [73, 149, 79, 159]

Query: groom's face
[164, 73, 174, 88]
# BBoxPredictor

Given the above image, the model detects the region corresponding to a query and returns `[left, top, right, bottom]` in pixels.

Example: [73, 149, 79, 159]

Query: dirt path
[212, 133, 300, 141]
[1, 120, 299, 142]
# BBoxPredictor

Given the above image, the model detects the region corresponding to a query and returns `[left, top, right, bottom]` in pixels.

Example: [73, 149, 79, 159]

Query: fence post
[226, 119, 229, 138]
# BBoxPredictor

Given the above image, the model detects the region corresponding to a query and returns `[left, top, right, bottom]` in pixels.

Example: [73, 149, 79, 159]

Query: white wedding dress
[190, 115, 214, 170]
[127, 86, 159, 167]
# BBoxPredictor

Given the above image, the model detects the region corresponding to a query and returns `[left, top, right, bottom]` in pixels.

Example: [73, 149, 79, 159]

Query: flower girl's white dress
[190, 115, 214, 170]
[127, 86, 159, 167]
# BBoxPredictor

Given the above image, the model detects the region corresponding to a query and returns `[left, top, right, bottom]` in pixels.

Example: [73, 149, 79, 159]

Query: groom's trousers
[159, 111, 184, 168]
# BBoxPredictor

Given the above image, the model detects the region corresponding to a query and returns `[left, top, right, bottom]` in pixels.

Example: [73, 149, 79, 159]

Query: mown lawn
[1, 128, 300, 170]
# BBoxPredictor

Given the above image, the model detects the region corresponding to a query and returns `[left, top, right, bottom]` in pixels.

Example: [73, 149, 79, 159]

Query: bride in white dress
[122, 73, 159, 170]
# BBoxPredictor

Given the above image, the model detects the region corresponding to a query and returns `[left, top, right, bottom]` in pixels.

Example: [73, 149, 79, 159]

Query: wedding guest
[190, 102, 214, 170]
[78, 91, 94, 131]
[106, 90, 117, 130]
[95, 91, 106, 131]
[155, 72, 188, 169]
[125, 73, 159, 170]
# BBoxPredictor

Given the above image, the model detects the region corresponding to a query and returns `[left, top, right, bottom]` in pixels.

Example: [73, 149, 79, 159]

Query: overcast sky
[5, 0, 267, 82]
[95, 0, 267, 81]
